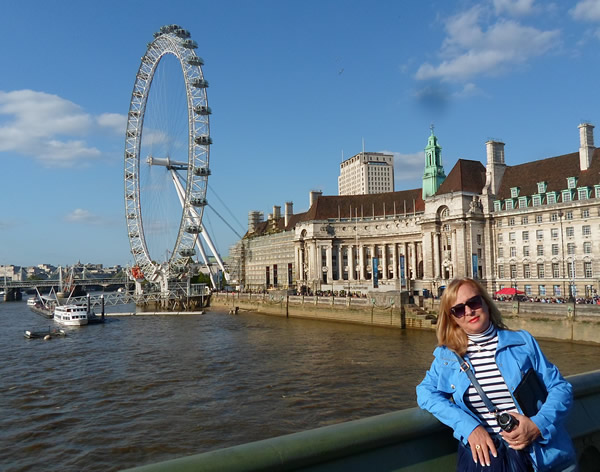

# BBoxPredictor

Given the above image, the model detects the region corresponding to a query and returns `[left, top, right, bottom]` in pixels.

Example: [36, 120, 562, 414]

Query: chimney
[579, 122, 595, 171]
[273, 205, 281, 221]
[309, 190, 322, 207]
[284, 201, 293, 226]
[483, 140, 506, 196]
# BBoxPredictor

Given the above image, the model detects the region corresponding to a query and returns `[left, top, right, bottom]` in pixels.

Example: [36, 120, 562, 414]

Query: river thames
[2, 299, 600, 472]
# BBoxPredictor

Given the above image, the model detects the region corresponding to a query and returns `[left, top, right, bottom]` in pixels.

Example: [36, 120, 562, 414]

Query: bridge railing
[122, 370, 600, 472]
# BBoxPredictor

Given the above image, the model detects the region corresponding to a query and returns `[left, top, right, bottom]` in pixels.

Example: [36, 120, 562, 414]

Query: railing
[220, 292, 372, 307]
[122, 370, 600, 472]
[3, 277, 129, 289]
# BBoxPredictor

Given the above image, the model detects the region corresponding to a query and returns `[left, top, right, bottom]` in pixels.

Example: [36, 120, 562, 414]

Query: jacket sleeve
[521, 332, 573, 445]
[416, 351, 481, 445]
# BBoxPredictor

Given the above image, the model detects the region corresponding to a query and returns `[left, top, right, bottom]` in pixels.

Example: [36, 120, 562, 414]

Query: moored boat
[24, 328, 67, 339]
[26, 297, 38, 307]
[53, 305, 89, 326]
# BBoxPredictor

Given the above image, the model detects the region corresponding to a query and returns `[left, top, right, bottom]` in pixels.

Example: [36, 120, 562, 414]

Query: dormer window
[532, 195, 542, 207]
[505, 199, 514, 210]
[510, 187, 520, 198]
[562, 190, 573, 203]
[518, 196, 528, 208]
[493, 201, 502, 212]
[546, 192, 557, 205]
[578, 187, 590, 200]
[595, 185, 600, 199]
[567, 177, 577, 189]
[537, 182, 547, 194]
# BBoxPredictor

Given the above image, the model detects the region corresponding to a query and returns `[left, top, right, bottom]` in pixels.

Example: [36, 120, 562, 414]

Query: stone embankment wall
[211, 291, 435, 330]
[212, 292, 600, 345]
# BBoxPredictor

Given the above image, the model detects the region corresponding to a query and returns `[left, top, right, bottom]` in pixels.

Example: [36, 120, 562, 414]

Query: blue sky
[1, 0, 600, 268]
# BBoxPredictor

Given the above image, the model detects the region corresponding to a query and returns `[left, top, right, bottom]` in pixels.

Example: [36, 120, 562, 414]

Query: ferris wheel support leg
[170, 170, 219, 290]
[199, 225, 230, 282]
[135, 280, 143, 296]
[194, 236, 218, 290]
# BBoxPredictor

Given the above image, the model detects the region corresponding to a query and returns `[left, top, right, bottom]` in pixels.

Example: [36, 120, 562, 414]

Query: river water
[2, 299, 599, 472]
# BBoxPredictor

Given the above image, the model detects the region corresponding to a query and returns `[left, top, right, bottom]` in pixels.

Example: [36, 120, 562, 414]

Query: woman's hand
[500, 412, 541, 450]
[468, 426, 498, 466]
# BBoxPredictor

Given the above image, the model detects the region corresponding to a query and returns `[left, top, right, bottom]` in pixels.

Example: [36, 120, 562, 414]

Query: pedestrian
[416, 277, 576, 471]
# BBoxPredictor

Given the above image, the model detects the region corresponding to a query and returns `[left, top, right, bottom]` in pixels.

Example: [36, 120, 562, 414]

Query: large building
[338, 152, 394, 195]
[232, 122, 600, 299]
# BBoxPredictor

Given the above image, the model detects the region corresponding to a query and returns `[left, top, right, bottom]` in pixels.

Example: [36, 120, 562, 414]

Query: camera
[496, 412, 519, 432]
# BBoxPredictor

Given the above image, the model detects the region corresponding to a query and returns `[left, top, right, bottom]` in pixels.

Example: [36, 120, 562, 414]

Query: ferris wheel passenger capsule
[187, 56, 204, 66]
[194, 135, 212, 145]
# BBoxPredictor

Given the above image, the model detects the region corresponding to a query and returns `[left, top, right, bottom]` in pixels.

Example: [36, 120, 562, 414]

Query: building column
[392, 243, 398, 280]
[348, 245, 355, 281]
[381, 243, 388, 280]
[298, 246, 305, 281]
[434, 232, 441, 279]
[411, 242, 417, 280]
[452, 231, 458, 278]
[311, 241, 318, 281]
[337, 245, 343, 281]
[359, 244, 365, 281]
[326, 243, 333, 283]
[370, 244, 376, 279]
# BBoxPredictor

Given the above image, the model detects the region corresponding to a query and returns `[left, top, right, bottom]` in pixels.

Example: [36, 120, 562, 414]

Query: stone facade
[338, 152, 394, 195]
[233, 123, 600, 298]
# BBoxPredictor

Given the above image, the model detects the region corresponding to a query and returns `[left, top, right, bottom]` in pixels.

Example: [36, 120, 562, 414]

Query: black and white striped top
[464, 324, 517, 434]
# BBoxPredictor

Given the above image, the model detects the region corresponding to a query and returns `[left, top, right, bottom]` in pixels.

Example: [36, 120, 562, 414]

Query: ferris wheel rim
[124, 24, 211, 281]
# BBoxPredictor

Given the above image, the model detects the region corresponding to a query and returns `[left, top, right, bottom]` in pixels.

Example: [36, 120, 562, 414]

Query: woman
[416, 278, 576, 471]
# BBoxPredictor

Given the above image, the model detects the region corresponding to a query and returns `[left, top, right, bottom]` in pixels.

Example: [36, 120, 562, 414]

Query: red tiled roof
[495, 149, 600, 199]
[246, 189, 425, 238]
[435, 159, 487, 195]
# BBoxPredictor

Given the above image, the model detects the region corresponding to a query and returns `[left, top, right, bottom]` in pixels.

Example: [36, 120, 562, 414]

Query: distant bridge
[3, 277, 129, 290]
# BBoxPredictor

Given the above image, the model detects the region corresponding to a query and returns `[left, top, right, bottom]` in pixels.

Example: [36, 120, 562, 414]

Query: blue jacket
[416, 329, 575, 471]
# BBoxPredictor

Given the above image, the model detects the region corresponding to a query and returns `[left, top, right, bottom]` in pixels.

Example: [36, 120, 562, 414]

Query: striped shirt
[464, 324, 517, 434]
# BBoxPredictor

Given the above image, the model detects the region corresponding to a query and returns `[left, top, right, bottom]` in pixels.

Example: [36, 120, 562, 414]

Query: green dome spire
[422, 124, 446, 199]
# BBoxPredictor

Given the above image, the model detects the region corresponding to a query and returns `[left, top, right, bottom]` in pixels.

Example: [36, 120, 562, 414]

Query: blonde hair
[436, 278, 507, 355]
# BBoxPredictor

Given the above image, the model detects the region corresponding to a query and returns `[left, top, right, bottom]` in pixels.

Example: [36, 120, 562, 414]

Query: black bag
[456, 437, 532, 472]
[514, 368, 548, 417]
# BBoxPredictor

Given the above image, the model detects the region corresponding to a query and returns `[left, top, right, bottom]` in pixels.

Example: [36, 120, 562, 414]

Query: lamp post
[511, 274, 516, 301]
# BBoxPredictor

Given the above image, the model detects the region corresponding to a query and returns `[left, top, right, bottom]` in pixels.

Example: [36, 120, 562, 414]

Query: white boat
[27, 297, 39, 307]
[53, 305, 89, 326]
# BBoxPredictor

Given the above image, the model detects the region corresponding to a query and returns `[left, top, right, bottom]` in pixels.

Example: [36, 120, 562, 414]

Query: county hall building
[230, 122, 600, 299]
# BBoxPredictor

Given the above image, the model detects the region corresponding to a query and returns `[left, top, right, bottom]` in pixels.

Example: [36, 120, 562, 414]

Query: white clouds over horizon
[389, 151, 425, 188]
[415, 4, 560, 83]
[0, 90, 125, 167]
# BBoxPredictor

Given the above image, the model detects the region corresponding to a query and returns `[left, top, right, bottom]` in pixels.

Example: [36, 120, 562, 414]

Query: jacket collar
[496, 328, 526, 350]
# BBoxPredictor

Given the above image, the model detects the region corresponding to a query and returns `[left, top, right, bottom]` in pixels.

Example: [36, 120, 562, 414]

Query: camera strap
[453, 352, 499, 415]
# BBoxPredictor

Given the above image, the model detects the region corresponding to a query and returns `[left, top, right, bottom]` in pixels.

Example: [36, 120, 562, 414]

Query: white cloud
[389, 151, 425, 186]
[64, 208, 99, 224]
[0, 90, 113, 167]
[494, 0, 536, 16]
[453, 83, 485, 99]
[415, 6, 560, 82]
[97, 113, 127, 135]
[571, 0, 600, 21]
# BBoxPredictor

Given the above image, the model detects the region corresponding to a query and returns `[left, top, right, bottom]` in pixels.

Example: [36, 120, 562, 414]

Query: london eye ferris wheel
[124, 25, 223, 286]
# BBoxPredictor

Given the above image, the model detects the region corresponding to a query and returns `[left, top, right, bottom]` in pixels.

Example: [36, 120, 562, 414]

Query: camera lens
[497, 412, 519, 432]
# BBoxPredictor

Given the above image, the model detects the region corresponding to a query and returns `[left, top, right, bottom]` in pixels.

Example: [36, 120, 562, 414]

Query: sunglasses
[450, 295, 483, 318]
